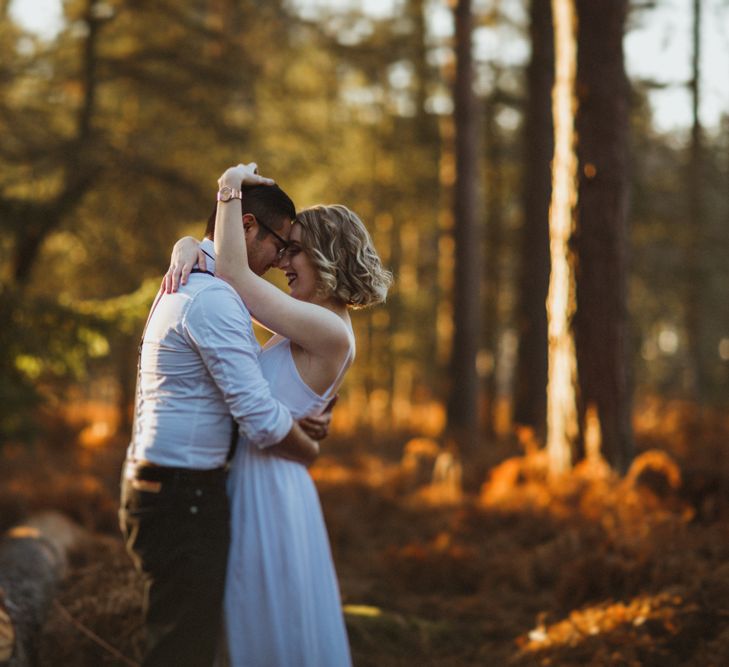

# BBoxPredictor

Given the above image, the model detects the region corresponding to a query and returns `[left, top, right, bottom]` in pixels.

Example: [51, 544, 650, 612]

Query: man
[120, 165, 321, 667]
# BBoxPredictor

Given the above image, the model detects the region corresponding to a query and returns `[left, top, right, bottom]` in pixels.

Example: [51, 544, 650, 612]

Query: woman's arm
[162, 237, 205, 293]
[215, 164, 351, 361]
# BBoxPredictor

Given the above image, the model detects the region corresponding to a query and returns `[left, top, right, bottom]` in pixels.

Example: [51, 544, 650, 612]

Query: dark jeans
[119, 462, 230, 667]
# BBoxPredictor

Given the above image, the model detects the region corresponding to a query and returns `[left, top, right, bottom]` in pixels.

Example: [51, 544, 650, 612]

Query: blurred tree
[625, 4, 729, 406]
[0, 0, 278, 443]
[239, 3, 447, 435]
[482, 71, 505, 438]
[4, 0, 723, 453]
[545, 0, 579, 474]
[626, 81, 729, 405]
[0, 0, 108, 441]
[408, 0, 443, 399]
[685, 0, 706, 401]
[478, 64, 522, 440]
[626, 86, 686, 397]
[573, 0, 633, 472]
[447, 0, 482, 453]
[513, 0, 554, 441]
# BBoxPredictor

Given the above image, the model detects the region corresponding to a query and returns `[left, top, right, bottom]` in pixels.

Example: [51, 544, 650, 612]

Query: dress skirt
[223, 440, 352, 667]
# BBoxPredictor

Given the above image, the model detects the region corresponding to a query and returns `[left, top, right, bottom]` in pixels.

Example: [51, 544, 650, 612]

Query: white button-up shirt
[128, 239, 293, 469]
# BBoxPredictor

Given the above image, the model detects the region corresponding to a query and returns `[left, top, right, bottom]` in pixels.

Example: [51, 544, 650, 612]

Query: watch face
[218, 186, 233, 202]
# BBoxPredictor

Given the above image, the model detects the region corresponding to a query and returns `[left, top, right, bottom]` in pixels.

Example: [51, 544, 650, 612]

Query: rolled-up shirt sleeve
[182, 283, 293, 448]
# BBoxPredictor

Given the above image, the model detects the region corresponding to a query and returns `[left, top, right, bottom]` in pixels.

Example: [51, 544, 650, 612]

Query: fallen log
[0, 513, 88, 667]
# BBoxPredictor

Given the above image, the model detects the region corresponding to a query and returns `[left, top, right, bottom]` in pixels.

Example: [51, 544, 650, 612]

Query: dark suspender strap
[227, 419, 238, 464]
[138, 290, 165, 353]
[191, 253, 236, 461]
[129, 264, 237, 465]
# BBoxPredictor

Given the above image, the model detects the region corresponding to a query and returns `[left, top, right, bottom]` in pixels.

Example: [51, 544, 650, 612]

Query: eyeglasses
[254, 216, 291, 253]
[275, 243, 303, 262]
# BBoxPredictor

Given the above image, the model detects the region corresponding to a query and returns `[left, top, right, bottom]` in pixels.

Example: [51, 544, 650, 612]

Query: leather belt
[123, 460, 227, 486]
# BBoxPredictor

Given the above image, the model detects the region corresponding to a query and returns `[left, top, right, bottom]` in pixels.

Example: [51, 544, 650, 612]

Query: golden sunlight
[518, 592, 690, 656]
[546, 0, 580, 475]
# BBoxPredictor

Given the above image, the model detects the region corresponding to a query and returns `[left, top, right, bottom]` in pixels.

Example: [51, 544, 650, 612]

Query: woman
[167, 163, 392, 666]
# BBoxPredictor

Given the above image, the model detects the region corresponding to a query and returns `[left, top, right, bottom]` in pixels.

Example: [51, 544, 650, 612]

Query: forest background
[1, 0, 729, 665]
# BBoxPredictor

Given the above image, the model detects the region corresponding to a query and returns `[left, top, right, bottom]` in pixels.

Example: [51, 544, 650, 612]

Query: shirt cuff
[247, 412, 295, 450]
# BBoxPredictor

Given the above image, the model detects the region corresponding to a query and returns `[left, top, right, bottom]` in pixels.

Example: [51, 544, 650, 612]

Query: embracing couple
[119, 162, 392, 666]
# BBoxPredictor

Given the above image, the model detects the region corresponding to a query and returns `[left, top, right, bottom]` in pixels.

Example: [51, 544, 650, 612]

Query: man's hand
[218, 162, 275, 189]
[269, 422, 320, 467]
[298, 395, 337, 441]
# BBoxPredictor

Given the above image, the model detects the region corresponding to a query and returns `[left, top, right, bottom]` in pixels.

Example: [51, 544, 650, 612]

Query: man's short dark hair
[205, 184, 296, 240]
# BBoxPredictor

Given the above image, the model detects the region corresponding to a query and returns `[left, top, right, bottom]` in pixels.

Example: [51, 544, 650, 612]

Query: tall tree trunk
[410, 0, 442, 391]
[573, 0, 633, 472]
[546, 0, 579, 474]
[482, 81, 503, 438]
[447, 0, 482, 453]
[513, 0, 554, 441]
[686, 0, 705, 402]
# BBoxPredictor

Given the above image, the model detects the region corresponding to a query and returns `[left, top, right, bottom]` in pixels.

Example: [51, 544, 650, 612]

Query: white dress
[223, 335, 354, 667]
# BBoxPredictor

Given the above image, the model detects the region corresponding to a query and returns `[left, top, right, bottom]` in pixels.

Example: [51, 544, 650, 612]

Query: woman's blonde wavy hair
[294, 205, 393, 308]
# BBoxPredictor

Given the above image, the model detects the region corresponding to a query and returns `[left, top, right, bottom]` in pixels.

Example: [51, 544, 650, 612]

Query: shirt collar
[199, 238, 216, 274]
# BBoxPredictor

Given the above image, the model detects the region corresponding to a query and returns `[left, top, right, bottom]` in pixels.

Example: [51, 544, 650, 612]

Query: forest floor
[2, 397, 729, 666]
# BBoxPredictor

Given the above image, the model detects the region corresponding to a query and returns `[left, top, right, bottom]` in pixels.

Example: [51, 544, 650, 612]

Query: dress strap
[323, 339, 355, 399]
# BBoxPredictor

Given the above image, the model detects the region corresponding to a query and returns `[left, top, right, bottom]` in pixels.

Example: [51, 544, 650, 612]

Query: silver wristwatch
[217, 185, 243, 202]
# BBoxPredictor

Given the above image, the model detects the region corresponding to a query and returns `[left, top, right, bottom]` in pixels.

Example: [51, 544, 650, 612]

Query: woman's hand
[162, 236, 205, 293]
[218, 162, 275, 189]
[299, 414, 331, 441]
[163, 162, 272, 294]
[298, 395, 338, 440]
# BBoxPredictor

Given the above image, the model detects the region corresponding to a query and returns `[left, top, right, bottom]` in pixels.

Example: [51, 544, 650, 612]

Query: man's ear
[242, 213, 256, 234]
